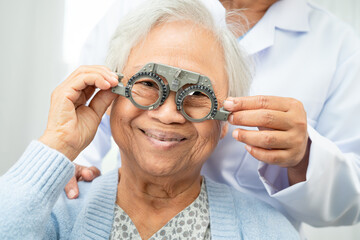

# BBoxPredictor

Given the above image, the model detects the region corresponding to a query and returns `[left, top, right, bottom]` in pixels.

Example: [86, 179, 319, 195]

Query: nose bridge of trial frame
[112, 63, 216, 100]
[139, 63, 215, 93]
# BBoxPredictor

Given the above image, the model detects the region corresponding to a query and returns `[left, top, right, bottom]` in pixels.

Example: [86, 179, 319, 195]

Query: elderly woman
[0, 0, 298, 239]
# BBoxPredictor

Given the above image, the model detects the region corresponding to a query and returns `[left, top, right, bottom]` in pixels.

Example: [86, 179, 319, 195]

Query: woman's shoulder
[50, 169, 119, 238]
[57, 168, 118, 211]
[205, 178, 299, 240]
[205, 177, 272, 209]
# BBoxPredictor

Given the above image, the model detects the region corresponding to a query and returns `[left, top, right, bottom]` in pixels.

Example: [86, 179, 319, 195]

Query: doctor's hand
[224, 95, 311, 185]
[39, 66, 119, 160]
[65, 164, 101, 199]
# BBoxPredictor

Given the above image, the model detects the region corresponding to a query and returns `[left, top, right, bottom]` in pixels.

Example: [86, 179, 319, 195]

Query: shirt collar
[239, 0, 312, 54]
[273, 0, 311, 32]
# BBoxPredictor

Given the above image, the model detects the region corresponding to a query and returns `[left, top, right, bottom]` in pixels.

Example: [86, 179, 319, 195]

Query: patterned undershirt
[109, 180, 211, 240]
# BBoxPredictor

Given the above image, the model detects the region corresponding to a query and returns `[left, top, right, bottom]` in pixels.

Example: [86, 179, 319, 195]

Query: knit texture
[0, 141, 299, 239]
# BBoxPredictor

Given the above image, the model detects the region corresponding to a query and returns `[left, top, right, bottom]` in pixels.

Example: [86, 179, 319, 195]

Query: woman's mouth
[139, 128, 186, 149]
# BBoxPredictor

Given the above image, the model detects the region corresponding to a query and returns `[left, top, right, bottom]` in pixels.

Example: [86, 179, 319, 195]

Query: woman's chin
[145, 165, 177, 178]
[137, 157, 184, 178]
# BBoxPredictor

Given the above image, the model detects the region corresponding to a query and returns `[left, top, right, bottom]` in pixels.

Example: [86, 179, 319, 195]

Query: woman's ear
[220, 122, 228, 139]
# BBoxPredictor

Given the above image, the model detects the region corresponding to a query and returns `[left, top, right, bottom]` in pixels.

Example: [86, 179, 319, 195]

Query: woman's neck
[220, 0, 278, 35]
[116, 165, 202, 239]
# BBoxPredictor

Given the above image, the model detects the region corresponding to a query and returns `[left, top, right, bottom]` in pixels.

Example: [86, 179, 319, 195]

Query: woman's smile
[139, 128, 187, 150]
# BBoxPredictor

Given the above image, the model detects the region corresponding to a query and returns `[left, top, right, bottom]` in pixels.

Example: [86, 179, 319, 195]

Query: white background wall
[0, 0, 359, 239]
[0, 0, 113, 175]
[0, 0, 66, 174]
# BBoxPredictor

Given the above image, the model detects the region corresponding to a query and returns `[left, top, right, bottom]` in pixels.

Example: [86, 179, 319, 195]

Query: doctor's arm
[270, 48, 360, 226]
[225, 48, 360, 226]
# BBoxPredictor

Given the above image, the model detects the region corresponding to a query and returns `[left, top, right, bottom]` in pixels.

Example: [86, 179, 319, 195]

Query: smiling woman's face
[110, 21, 228, 178]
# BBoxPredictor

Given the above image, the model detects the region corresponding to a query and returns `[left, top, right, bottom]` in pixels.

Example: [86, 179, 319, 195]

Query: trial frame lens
[129, 75, 162, 109]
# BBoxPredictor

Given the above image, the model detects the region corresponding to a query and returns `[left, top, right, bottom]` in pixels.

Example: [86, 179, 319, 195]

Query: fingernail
[87, 170, 94, 178]
[111, 76, 118, 84]
[232, 130, 238, 139]
[228, 115, 233, 123]
[110, 72, 118, 78]
[68, 189, 76, 199]
[105, 81, 111, 88]
[245, 145, 252, 152]
[223, 100, 234, 109]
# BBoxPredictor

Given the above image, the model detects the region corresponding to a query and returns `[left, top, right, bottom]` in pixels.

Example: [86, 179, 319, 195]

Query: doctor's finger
[232, 128, 292, 149]
[64, 176, 80, 199]
[80, 166, 101, 182]
[229, 109, 291, 130]
[224, 95, 291, 112]
[245, 145, 294, 167]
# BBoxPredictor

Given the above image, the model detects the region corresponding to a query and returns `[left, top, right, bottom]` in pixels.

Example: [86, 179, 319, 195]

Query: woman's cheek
[112, 98, 143, 122]
[199, 121, 221, 142]
[191, 121, 221, 160]
[110, 99, 138, 145]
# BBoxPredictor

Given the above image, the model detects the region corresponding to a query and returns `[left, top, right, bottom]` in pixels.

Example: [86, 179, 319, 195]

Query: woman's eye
[141, 81, 154, 87]
[190, 91, 206, 97]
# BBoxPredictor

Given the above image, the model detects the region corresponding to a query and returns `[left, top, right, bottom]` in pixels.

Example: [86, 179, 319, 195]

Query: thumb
[88, 89, 118, 120]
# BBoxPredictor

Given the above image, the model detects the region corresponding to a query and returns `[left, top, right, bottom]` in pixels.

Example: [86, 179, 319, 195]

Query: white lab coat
[76, 0, 360, 230]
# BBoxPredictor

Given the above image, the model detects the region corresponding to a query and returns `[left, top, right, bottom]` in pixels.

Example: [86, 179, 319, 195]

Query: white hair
[106, 0, 251, 97]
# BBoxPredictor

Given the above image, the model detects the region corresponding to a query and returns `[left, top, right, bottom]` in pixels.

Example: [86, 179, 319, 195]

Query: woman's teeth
[144, 132, 182, 142]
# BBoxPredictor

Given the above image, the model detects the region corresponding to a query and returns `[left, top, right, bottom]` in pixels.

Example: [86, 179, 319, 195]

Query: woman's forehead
[124, 21, 228, 96]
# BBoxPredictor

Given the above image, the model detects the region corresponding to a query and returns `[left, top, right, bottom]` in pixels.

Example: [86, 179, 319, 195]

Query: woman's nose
[147, 92, 186, 124]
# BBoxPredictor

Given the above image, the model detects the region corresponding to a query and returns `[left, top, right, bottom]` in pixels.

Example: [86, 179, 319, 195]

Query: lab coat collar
[240, 0, 312, 54]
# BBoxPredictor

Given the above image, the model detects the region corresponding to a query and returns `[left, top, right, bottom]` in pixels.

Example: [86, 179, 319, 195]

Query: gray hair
[105, 0, 251, 97]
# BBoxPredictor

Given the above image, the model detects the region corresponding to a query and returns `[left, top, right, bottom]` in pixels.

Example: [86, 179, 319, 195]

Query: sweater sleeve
[0, 141, 75, 240]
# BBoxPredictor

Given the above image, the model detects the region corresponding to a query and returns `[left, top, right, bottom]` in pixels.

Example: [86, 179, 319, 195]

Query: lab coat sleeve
[258, 45, 360, 226]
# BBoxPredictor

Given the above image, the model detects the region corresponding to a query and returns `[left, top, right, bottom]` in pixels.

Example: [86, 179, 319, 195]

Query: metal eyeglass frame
[111, 62, 230, 122]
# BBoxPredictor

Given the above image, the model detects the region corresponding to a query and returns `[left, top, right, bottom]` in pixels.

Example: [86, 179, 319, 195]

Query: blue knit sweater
[0, 141, 299, 240]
